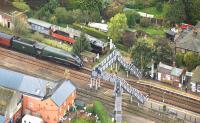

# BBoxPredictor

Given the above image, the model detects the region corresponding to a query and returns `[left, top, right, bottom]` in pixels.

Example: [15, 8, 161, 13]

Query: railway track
[77, 88, 182, 123]
[70, 70, 200, 114]
[0, 47, 199, 114]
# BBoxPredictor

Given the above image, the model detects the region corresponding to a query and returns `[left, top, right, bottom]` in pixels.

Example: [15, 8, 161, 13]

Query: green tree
[184, 0, 200, 24]
[175, 52, 185, 67]
[73, 33, 91, 56]
[12, 17, 29, 36]
[166, 0, 186, 23]
[131, 40, 154, 72]
[156, 2, 163, 12]
[124, 10, 140, 27]
[108, 13, 128, 42]
[183, 52, 200, 71]
[78, 0, 103, 12]
[153, 41, 173, 65]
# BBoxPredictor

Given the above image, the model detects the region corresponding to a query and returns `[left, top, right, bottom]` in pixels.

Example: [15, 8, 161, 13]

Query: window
[29, 102, 33, 108]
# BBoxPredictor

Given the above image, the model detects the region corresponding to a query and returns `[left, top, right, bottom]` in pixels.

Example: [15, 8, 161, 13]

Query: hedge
[115, 43, 128, 52]
[93, 100, 112, 123]
[12, 2, 30, 11]
[72, 23, 108, 40]
[72, 117, 94, 123]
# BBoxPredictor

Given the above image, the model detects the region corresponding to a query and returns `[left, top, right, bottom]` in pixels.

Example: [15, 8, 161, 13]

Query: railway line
[70, 70, 200, 114]
[77, 88, 182, 123]
[0, 47, 199, 114]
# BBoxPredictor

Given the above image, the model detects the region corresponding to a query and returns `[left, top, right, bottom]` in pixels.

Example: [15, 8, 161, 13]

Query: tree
[78, 0, 103, 12]
[124, 10, 140, 27]
[131, 40, 154, 72]
[183, 0, 200, 24]
[101, 2, 123, 20]
[108, 13, 128, 42]
[12, 17, 29, 36]
[73, 33, 91, 56]
[166, 0, 186, 23]
[153, 40, 173, 65]
[175, 52, 185, 67]
[183, 52, 200, 71]
[156, 2, 163, 12]
[54, 7, 76, 24]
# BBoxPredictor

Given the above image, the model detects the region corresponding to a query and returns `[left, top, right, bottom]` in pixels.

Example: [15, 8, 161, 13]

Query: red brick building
[157, 62, 185, 87]
[0, 68, 76, 123]
[23, 80, 76, 123]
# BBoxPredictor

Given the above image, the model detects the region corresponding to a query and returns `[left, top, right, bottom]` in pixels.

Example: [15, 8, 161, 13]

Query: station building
[0, 68, 76, 123]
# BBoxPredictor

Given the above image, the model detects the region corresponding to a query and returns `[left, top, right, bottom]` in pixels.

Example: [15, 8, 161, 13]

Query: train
[27, 18, 108, 54]
[0, 32, 83, 68]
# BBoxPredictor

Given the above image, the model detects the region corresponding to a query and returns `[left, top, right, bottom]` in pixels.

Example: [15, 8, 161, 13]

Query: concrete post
[115, 62, 118, 73]
[95, 79, 98, 90]
[150, 59, 154, 79]
[130, 95, 133, 103]
[90, 78, 93, 88]
[126, 71, 129, 78]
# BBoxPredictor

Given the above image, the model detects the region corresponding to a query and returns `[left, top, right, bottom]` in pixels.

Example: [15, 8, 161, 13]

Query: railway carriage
[0, 32, 13, 47]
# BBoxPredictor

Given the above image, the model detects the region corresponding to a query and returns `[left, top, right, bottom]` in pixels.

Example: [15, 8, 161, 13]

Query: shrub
[156, 2, 163, 12]
[72, 23, 108, 40]
[140, 18, 151, 27]
[12, 2, 30, 11]
[93, 100, 112, 123]
[125, 10, 140, 27]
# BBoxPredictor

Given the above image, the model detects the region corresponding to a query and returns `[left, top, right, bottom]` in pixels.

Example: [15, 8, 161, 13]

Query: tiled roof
[157, 62, 183, 77]
[51, 80, 76, 107]
[176, 23, 200, 53]
[171, 67, 183, 77]
[157, 62, 172, 75]
[0, 68, 56, 98]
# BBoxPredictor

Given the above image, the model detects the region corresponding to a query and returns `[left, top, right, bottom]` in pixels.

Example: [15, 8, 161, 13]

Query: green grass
[42, 39, 73, 52]
[12, 2, 30, 12]
[139, 3, 170, 19]
[72, 23, 108, 41]
[72, 117, 94, 123]
[136, 25, 166, 38]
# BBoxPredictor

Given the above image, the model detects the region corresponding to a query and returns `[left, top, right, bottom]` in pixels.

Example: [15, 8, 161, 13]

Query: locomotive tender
[0, 32, 83, 68]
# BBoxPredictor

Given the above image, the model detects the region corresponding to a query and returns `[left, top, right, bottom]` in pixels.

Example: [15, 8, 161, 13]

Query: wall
[22, 91, 76, 123]
[23, 95, 59, 123]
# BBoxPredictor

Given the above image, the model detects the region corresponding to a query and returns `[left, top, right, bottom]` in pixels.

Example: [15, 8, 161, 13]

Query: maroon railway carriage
[0, 32, 13, 47]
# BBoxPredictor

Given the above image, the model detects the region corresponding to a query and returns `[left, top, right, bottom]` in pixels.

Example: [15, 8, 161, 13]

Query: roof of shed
[28, 18, 52, 28]
[0, 32, 13, 40]
[51, 80, 76, 107]
[0, 68, 55, 98]
[176, 23, 200, 53]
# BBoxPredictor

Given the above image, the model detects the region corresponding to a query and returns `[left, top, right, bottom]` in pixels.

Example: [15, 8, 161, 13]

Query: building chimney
[172, 61, 176, 67]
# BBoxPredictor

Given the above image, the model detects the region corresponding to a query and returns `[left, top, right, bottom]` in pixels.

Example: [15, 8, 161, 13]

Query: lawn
[139, 3, 170, 19]
[136, 25, 166, 38]
[72, 117, 94, 123]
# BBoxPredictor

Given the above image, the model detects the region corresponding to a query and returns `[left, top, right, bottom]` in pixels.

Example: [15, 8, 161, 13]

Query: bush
[156, 2, 163, 12]
[125, 10, 140, 27]
[93, 100, 112, 123]
[72, 23, 108, 40]
[12, 2, 30, 11]
[116, 43, 128, 52]
[140, 18, 151, 27]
